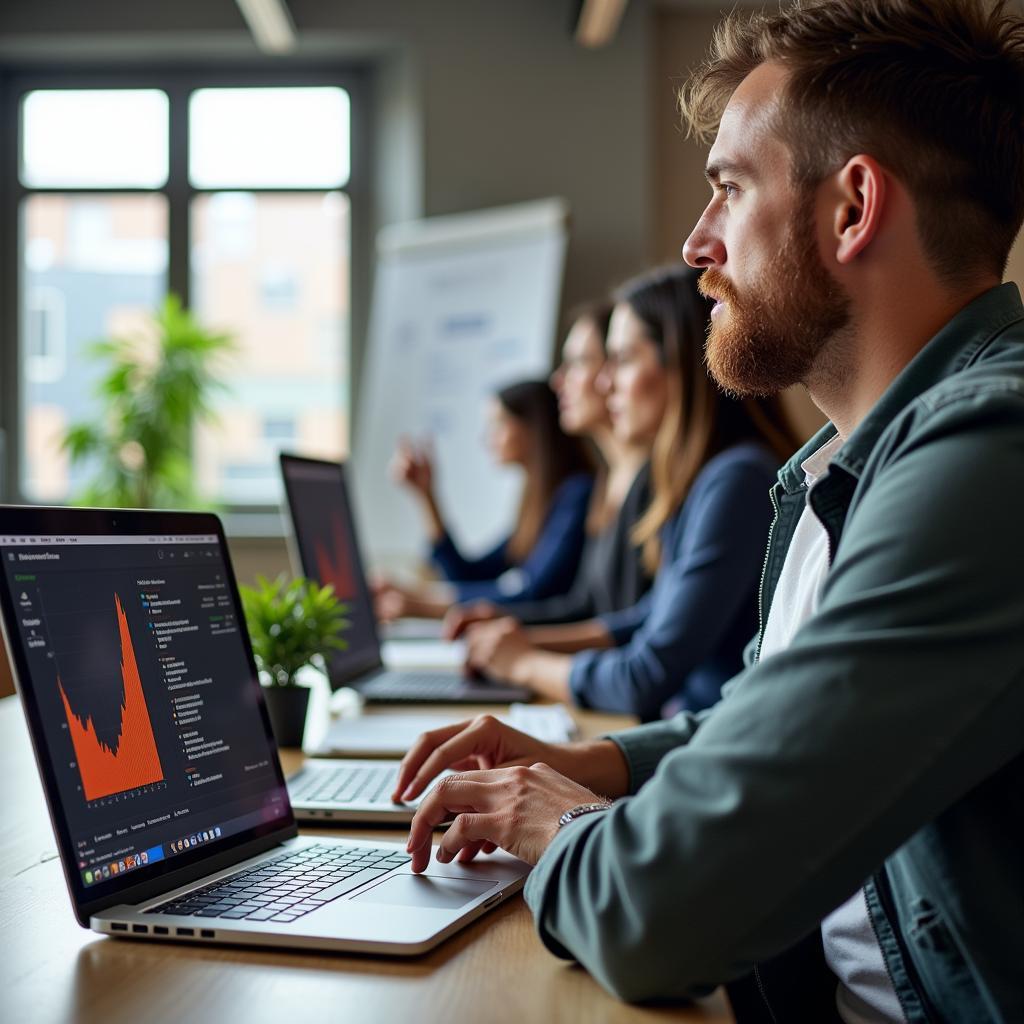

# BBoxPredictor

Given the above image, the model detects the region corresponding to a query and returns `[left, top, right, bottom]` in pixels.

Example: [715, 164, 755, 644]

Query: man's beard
[698, 209, 851, 398]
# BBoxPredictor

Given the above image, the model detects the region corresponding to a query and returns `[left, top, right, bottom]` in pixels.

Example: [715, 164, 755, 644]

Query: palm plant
[61, 294, 234, 508]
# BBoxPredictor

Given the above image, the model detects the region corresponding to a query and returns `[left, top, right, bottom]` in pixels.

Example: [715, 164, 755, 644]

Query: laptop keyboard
[146, 843, 410, 924]
[361, 672, 465, 699]
[289, 765, 397, 805]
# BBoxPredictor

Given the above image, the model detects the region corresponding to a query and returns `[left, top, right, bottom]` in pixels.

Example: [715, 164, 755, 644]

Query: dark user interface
[283, 461, 379, 676]
[1, 534, 287, 892]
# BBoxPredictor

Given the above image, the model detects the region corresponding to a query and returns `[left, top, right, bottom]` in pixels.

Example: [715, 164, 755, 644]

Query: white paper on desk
[381, 618, 444, 641]
[310, 713, 465, 758]
[507, 703, 578, 742]
[381, 639, 466, 669]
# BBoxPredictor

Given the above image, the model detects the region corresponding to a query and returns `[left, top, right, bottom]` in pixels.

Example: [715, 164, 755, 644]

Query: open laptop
[279, 453, 531, 704]
[287, 756, 454, 823]
[0, 505, 529, 951]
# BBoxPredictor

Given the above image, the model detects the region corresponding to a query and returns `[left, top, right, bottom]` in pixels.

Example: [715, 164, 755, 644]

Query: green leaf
[59, 293, 236, 509]
[239, 576, 349, 687]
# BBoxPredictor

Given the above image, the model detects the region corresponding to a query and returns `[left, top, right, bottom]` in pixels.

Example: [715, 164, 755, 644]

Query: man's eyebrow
[704, 159, 753, 183]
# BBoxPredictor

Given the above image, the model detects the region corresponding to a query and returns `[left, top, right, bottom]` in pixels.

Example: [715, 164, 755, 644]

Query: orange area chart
[58, 594, 164, 801]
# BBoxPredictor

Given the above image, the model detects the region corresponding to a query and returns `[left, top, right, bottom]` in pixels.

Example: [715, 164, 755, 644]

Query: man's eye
[716, 182, 738, 199]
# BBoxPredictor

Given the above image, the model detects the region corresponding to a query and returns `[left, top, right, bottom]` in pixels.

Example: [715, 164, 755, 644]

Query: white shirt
[759, 435, 906, 1024]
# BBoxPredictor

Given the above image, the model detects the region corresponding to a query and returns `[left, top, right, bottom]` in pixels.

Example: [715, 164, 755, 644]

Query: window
[21, 89, 169, 189]
[6, 78, 359, 513]
[189, 87, 350, 189]
[192, 190, 349, 503]
[21, 192, 169, 502]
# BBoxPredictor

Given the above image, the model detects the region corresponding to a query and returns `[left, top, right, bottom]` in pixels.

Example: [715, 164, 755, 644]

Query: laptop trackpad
[351, 874, 496, 910]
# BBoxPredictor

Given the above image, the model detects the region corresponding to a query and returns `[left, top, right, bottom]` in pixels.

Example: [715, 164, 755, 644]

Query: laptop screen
[279, 455, 383, 687]
[0, 515, 292, 909]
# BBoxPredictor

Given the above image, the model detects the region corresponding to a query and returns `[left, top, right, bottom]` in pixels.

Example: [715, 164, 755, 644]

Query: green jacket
[523, 283, 1024, 1022]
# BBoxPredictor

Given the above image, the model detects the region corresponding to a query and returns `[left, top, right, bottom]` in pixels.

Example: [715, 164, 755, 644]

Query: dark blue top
[569, 443, 778, 720]
[430, 473, 593, 605]
[503, 463, 653, 625]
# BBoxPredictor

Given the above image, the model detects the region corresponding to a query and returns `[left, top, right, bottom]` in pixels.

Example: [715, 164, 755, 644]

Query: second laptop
[279, 453, 531, 705]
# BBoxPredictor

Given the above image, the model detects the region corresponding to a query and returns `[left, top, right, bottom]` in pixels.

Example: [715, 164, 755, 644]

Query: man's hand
[464, 617, 532, 681]
[406, 763, 607, 871]
[442, 600, 502, 640]
[392, 713, 633, 807]
[392, 713, 558, 802]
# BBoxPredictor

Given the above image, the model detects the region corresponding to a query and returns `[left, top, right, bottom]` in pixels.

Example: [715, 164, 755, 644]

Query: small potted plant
[240, 575, 349, 747]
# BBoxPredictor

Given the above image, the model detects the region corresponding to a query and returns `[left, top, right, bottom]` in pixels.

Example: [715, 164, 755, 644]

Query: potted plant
[240, 575, 349, 747]
[61, 294, 234, 508]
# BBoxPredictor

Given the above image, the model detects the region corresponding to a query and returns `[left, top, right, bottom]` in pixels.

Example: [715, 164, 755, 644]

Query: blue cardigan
[569, 443, 778, 720]
[430, 473, 593, 605]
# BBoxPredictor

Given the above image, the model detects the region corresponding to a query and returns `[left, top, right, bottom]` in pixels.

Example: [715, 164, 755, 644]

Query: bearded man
[396, 2, 1024, 1020]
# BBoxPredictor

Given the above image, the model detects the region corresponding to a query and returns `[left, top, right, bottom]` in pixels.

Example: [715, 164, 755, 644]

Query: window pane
[191, 191, 349, 504]
[21, 194, 168, 500]
[21, 90, 169, 189]
[189, 87, 350, 189]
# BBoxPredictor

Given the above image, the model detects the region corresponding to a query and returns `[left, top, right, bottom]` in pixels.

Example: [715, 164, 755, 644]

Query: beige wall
[652, 8, 721, 269]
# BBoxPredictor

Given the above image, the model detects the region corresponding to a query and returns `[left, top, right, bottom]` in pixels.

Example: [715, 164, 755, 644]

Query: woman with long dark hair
[462, 265, 800, 719]
[444, 300, 655, 637]
[373, 379, 594, 620]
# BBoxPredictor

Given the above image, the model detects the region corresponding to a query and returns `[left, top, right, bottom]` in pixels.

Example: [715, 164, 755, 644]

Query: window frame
[0, 66, 371, 534]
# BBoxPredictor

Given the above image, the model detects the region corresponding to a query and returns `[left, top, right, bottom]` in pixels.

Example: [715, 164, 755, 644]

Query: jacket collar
[776, 282, 1024, 495]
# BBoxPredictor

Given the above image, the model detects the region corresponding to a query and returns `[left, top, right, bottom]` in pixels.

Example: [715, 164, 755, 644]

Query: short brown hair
[680, 0, 1024, 284]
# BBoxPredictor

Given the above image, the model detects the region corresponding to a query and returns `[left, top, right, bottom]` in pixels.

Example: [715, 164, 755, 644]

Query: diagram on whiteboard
[353, 199, 569, 567]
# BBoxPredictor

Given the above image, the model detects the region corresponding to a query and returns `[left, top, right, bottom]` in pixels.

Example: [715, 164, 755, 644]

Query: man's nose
[683, 208, 725, 268]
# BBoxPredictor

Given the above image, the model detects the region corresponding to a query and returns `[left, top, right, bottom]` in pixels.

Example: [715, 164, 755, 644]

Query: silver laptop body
[93, 834, 528, 954]
[0, 505, 528, 954]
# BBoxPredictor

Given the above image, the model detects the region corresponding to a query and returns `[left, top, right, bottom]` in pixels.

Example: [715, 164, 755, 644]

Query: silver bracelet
[557, 801, 612, 828]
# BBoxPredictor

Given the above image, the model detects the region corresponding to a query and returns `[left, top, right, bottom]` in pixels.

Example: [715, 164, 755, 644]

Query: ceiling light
[235, 0, 297, 55]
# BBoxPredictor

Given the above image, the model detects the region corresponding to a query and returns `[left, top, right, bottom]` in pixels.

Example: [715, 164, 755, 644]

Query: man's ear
[831, 155, 886, 265]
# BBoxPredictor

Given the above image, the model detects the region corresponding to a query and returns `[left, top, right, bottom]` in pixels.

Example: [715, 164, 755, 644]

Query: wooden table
[0, 694, 732, 1024]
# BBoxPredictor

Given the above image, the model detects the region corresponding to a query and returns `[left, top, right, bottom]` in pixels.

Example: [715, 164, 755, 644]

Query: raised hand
[390, 436, 435, 499]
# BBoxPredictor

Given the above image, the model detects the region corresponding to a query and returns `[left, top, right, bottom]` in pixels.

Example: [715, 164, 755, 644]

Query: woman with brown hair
[372, 379, 595, 620]
[443, 300, 656, 637]
[461, 265, 800, 719]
